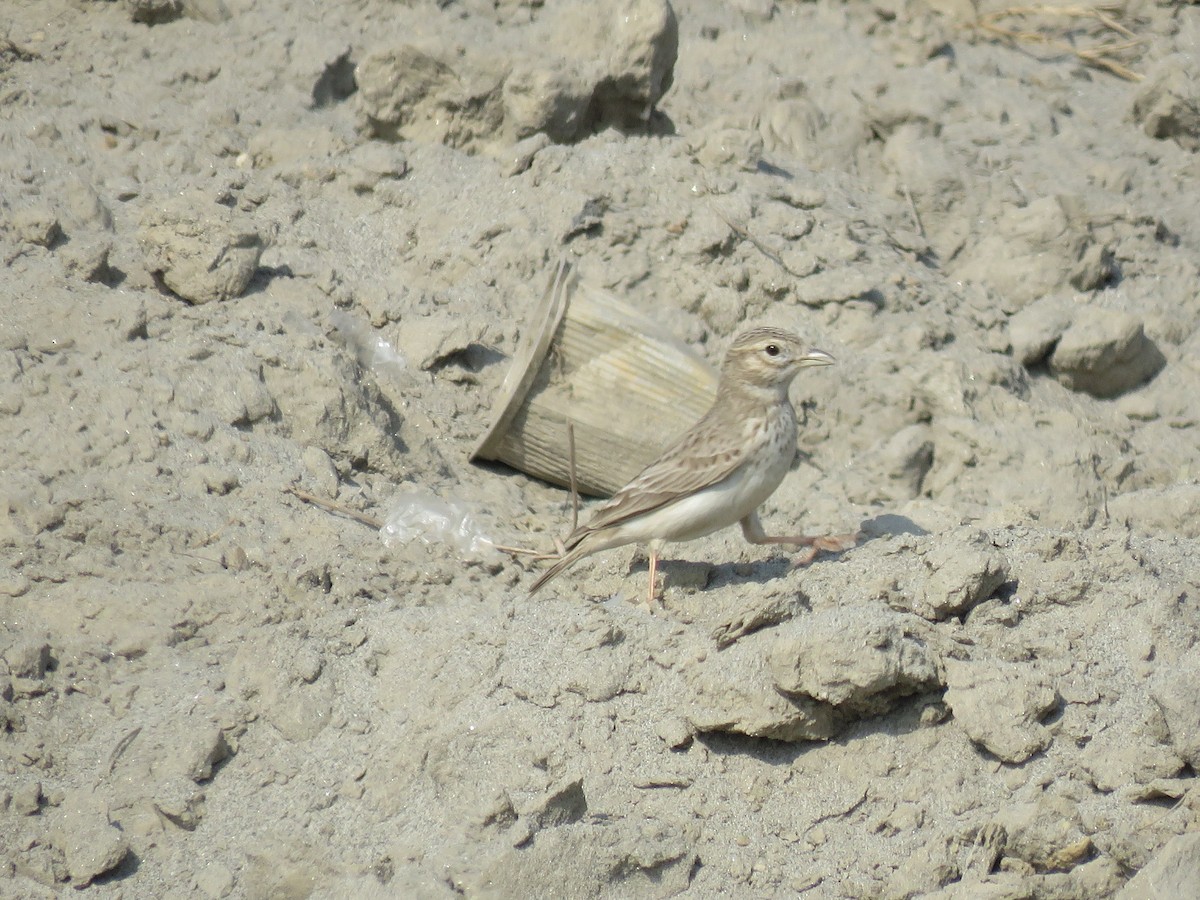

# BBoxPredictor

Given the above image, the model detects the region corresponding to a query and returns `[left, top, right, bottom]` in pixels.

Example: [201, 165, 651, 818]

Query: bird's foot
[791, 531, 861, 567]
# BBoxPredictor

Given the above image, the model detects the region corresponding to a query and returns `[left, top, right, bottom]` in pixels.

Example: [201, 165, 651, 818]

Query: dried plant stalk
[973, 3, 1145, 81]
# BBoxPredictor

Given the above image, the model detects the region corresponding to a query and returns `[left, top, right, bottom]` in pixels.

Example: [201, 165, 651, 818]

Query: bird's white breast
[610, 406, 796, 546]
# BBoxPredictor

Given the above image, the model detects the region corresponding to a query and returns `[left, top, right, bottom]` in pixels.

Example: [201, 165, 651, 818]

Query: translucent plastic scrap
[380, 490, 495, 556]
[330, 309, 407, 380]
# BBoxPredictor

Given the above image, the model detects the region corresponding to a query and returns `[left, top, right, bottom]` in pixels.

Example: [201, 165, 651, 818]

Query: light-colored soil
[2, 0, 1199, 897]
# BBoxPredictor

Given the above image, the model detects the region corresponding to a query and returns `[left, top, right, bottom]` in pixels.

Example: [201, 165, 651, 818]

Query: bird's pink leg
[739, 513, 859, 565]
[647, 549, 658, 607]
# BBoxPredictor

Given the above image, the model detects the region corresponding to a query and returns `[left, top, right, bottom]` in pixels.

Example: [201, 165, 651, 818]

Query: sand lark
[529, 326, 854, 603]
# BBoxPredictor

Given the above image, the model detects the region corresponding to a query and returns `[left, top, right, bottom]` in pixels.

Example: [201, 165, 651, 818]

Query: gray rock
[138, 190, 264, 304]
[502, 63, 594, 143]
[990, 797, 1089, 872]
[154, 777, 207, 830]
[60, 236, 113, 283]
[469, 818, 696, 899]
[5, 640, 50, 679]
[915, 540, 1008, 622]
[1108, 483, 1200, 539]
[684, 638, 837, 742]
[1049, 309, 1165, 398]
[1131, 55, 1200, 151]
[591, 0, 678, 125]
[1117, 832, 1200, 899]
[952, 196, 1090, 312]
[1079, 727, 1184, 793]
[769, 606, 942, 715]
[1150, 650, 1200, 767]
[53, 797, 130, 887]
[12, 780, 42, 815]
[195, 861, 236, 899]
[1008, 299, 1071, 367]
[514, 778, 587, 846]
[355, 46, 476, 146]
[211, 366, 277, 427]
[943, 659, 1057, 763]
[12, 205, 61, 247]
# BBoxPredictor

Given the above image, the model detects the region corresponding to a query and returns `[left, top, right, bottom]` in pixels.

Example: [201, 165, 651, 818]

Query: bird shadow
[857, 513, 928, 539]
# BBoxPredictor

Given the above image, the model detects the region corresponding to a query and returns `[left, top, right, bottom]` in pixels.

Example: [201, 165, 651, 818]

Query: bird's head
[721, 326, 835, 396]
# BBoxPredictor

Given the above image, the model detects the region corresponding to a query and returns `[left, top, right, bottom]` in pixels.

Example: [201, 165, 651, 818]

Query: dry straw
[973, 3, 1146, 81]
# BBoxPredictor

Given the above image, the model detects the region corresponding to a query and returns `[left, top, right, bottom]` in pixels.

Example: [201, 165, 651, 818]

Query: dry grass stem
[974, 3, 1145, 81]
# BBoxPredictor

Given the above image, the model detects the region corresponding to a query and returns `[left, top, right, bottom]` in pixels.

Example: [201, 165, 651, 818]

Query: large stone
[684, 638, 837, 743]
[1049, 309, 1165, 398]
[768, 606, 942, 715]
[1131, 55, 1200, 151]
[1117, 832, 1200, 899]
[943, 659, 1057, 763]
[52, 796, 130, 887]
[1150, 650, 1200, 768]
[138, 191, 264, 304]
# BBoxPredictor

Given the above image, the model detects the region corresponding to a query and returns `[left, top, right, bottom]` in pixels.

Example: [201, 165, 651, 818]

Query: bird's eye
[764, 344, 780, 357]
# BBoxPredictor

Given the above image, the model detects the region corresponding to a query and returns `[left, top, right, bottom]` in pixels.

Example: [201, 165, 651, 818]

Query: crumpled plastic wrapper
[380, 490, 495, 556]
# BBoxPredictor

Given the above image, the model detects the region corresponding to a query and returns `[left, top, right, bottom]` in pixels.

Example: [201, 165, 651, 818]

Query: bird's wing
[565, 410, 763, 543]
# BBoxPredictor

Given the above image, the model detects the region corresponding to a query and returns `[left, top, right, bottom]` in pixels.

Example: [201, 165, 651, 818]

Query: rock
[154, 777, 207, 830]
[53, 797, 130, 887]
[1150, 651, 1200, 767]
[502, 63, 594, 143]
[990, 797, 1086, 872]
[1008, 299, 1071, 367]
[12, 780, 42, 815]
[514, 778, 587, 845]
[468, 818, 696, 898]
[951, 196, 1091, 312]
[195, 861, 236, 899]
[655, 716, 693, 749]
[12, 205, 62, 247]
[850, 424, 934, 504]
[126, 0, 184, 24]
[1109, 484, 1200, 539]
[184, 729, 233, 783]
[138, 191, 264, 304]
[61, 178, 114, 232]
[1131, 55, 1200, 151]
[589, 0, 678, 125]
[694, 125, 764, 171]
[1117, 832, 1200, 899]
[301, 446, 339, 497]
[768, 606, 942, 715]
[1048, 309, 1165, 398]
[356, 45, 487, 147]
[943, 659, 1057, 763]
[60, 236, 113, 283]
[684, 638, 837, 742]
[356, 1, 675, 152]
[341, 143, 408, 193]
[1079, 725, 1184, 792]
[914, 539, 1007, 622]
[1068, 242, 1115, 291]
[5, 640, 50, 679]
[210, 366, 277, 427]
[262, 334, 409, 478]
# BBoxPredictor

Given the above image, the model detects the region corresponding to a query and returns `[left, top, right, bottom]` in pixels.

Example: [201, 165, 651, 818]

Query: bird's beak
[800, 348, 835, 367]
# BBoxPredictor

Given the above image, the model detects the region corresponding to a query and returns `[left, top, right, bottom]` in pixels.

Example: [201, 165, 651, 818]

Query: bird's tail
[528, 542, 590, 595]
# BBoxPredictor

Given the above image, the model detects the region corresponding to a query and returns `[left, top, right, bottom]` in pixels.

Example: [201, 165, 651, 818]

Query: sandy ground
[2, 0, 1200, 897]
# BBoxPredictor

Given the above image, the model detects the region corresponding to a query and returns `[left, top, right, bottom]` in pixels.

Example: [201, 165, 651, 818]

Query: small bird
[529, 325, 854, 603]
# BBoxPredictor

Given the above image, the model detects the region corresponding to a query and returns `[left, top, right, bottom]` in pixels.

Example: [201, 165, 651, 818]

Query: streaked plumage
[529, 326, 843, 601]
